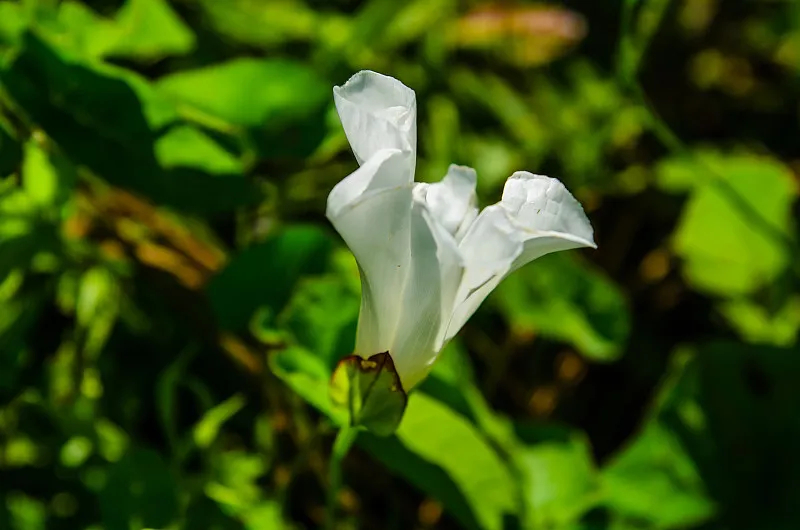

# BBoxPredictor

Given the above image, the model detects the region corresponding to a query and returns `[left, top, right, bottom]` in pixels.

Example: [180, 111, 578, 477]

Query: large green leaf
[519, 431, 599, 528]
[0, 1, 27, 48]
[269, 336, 519, 529]
[493, 252, 630, 361]
[156, 58, 329, 157]
[363, 392, 518, 530]
[668, 154, 795, 296]
[0, 32, 257, 214]
[602, 422, 714, 528]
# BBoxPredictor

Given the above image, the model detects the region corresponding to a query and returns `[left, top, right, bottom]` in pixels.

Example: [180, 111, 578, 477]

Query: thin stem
[325, 425, 358, 530]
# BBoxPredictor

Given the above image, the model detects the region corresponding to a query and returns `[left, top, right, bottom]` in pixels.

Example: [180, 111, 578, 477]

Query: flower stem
[325, 425, 358, 530]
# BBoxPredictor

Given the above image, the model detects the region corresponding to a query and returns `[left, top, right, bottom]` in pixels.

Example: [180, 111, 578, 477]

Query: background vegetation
[1, 0, 799, 529]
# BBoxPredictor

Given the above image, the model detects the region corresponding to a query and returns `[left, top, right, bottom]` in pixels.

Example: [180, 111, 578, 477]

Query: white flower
[327, 71, 596, 390]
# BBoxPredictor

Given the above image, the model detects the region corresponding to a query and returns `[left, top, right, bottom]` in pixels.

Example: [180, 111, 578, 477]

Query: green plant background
[1, 0, 799, 529]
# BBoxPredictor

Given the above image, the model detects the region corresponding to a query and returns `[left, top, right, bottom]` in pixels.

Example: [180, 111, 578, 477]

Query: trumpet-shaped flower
[328, 71, 596, 391]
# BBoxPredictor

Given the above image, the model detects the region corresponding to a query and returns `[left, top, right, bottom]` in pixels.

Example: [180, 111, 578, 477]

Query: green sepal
[329, 352, 408, 436]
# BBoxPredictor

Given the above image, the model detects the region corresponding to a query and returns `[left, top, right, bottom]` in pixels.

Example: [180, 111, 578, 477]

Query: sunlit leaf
[362, 392, 518, 530]
[6, 493, 46, 530]
[157, 58, 329, 157]
[719, 296, 800, 347]
[670, 154, 795, 295]
[106, 0, 196, 61]
[155, 125, 243, 174]
[602, 422, 714, 528]
[193, 393, 246, 449]
[0, 1, 27, 48]
[519, 432, 599, 528]
[493, 253, 630, 361]
[207, 450, 267, 508]
[21, 140, 59, 207]
[96, 418, 130, 462]
[60, 435, 94, 467]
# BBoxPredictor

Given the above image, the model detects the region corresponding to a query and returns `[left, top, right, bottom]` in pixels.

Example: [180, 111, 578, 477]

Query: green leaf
[654, 150, 717, 193]
[51, 1, 119, 59]
[358, 432, 483, 530]
[719, 296, 800, 347]
[193, 393, 247, 449]
[206, 226, 332, 333]
[155, 124, 243, 174]
[95, 419, 129, 462]
[105, 0, 196, 61]
[21, 140, 59, 207]
[671, 154, 795, 296]
[1, 32, 257, 214]
[20, 138, 76, 212]
[362, 392, 518, 530]
[602, 422, 714, 528]
[329, 352, 408, 436]
[60, 435, 94, 468]
[493, 252, 630, 361]
[519, 433, 599, 528]
[100, 448, 179, 529]
[75, 266, 119, 358]
[0, 1, 27, 48]
[49, 0, 196, 61]
[241, 501, 286, 530]
[207, 450, 268, 509]
[157, 59, 325, 126]
[194, 0, 317, 48]
[6, 493, 46, 530]
[279, 275, 359, 368]
[269, 346, 345, 425]
[157, 58, 329, 157]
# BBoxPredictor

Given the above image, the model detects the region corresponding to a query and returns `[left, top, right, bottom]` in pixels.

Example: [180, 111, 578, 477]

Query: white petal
[501, 172, 596, 272]
[444, 172, 595, 341]
[326, 149, 415, 359]
[444, 205, 522, 342]
[413, 164, 479, 239]
[333, 71, 417, 172]
[390, 202, 463, 389]
[327, 148, 413, 218]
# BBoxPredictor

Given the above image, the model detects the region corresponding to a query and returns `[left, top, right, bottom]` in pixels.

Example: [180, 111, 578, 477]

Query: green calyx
[329, 352, 408, 436]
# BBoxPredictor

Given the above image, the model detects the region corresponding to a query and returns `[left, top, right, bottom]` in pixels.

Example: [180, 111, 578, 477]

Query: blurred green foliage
[1, 0, 799, 529]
